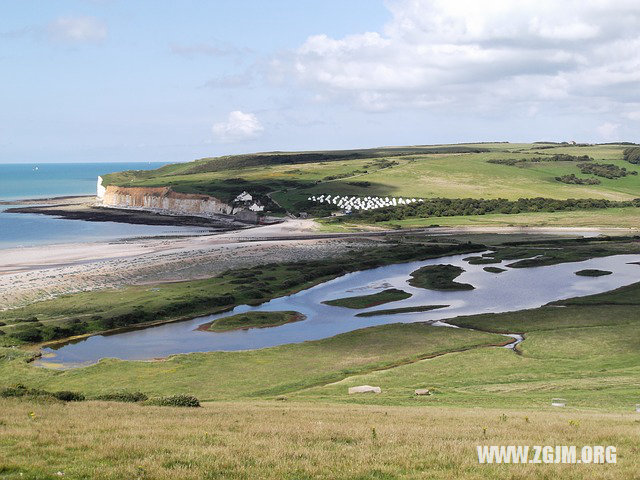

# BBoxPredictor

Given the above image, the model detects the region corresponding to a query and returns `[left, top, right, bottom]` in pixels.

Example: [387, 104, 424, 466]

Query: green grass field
[0, 323, 506, 400]
[1, 267, 637, 409]
[292, 283, 640, 410]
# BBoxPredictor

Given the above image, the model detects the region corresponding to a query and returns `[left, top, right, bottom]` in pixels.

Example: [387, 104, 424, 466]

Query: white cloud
[596, 122, 620, 140]
[47, 16, 107, 43]
[284, 0, 640, 117]
[212, 111, 264, 143]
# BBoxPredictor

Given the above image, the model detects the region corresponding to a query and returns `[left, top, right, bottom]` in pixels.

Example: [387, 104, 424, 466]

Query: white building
[234, 191, 253, 202]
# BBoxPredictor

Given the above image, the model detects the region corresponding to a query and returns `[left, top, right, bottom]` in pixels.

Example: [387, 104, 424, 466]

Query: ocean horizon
[0, 162, 206, 249]
[0, 162, 168, 201]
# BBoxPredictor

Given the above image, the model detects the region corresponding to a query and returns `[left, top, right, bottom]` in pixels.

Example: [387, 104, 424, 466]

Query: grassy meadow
[1, 400, 637, 480]
[293, 284, 640, 410]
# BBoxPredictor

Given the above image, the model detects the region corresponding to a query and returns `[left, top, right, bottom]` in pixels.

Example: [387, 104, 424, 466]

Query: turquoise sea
[0, 162, 162, 201]
[0, 162, 206, 249]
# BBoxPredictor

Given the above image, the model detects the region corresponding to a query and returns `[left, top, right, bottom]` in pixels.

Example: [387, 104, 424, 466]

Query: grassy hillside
[293, 286, 640, 410]
[1, 280, 639, 479]
[101, 143, 640, 225]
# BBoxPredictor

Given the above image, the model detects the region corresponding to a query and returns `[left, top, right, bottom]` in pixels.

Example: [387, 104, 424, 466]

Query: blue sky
[2, 0, 640, 163]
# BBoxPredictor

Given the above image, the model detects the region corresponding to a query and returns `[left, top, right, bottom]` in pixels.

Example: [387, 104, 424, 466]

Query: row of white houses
[307, 194, 423, 212]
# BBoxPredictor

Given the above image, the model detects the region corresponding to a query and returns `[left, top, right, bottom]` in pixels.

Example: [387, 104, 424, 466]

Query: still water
[39, 252, 640, 367]
[0, 205, 211, 249]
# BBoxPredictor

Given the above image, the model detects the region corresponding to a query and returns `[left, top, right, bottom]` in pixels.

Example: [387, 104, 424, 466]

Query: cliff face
[100, 185, 234, 216]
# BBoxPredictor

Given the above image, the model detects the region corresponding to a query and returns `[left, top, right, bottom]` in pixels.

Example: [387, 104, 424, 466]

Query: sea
[0, 162, 205, 249]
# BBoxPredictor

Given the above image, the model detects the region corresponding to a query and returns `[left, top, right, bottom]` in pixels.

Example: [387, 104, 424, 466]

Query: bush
[488, 154, 593, 166]
[16, 316, 39, 323]
[95, 391, 148, 403]
[555, 174, 601, 185]
[41, 321, 90, 341]
[11, 327, 43, 343]
[578, 162, 635, 179]
[0, 384, 31, 398]
[0, 384, 85, 402]
[623, 147, 640, 164]
[148, 394, 200, 408]
[53, 391, 85, 402]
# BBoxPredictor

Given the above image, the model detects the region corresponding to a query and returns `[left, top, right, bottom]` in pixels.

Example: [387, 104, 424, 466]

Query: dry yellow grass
[0, 399, 638, 479]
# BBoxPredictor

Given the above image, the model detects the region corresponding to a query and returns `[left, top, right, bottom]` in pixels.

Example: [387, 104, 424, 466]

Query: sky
[2, 0, 640, 163]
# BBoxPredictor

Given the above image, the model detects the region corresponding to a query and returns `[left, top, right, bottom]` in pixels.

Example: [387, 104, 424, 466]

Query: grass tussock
[408, 264, 474, 290]
[206, 311, 303, 332]
[323, 288, 412, 309]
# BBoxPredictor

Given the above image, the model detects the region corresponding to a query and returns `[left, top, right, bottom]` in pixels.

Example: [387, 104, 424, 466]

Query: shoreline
[4, 201, 249, 229]
[0, 195, 94, 206]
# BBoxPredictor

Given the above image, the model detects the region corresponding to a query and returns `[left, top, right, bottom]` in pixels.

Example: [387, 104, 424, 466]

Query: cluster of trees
[623, 147, 640, 164]
[487, 158, 523, 166]
[555, 174, 601, 185]
[351, 197, 640, 222]
[578, 162, 636, 179]
[488, 154, 594, 167]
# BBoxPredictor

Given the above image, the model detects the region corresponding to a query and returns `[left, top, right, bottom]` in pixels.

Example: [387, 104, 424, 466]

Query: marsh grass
[206, 311, 303, 332]
[408, 264, 474, 290]
[575, 269, 613, 277]
[355, 304, 448, 317]
[323, 288, 412, 309]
